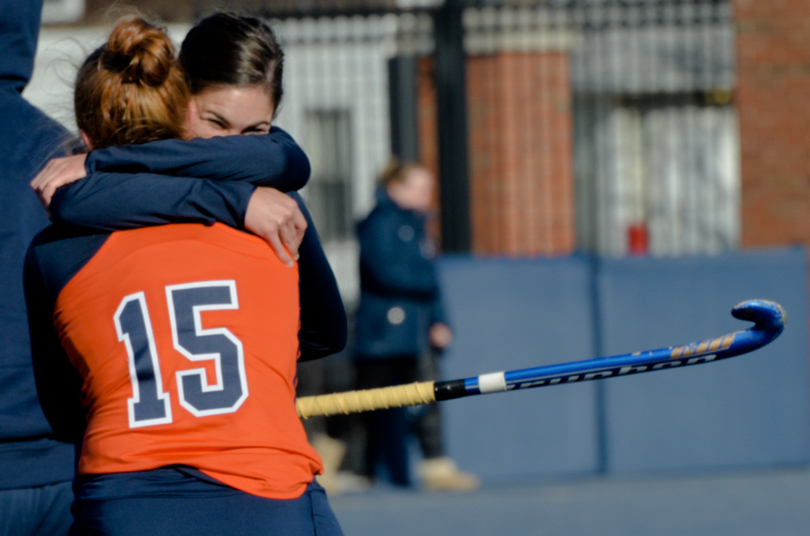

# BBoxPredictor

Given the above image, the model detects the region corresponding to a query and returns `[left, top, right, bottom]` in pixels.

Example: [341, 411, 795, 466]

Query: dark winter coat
[354, 189, 446, 359]
[0, 0, 75, 489]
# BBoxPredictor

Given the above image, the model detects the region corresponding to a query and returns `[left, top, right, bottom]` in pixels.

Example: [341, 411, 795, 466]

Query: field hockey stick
[297, 299, 785, 419]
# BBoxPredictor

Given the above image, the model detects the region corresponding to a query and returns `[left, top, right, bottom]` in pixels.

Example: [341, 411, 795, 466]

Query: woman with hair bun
[74, 17, 189, 149]
[25, 16, 345, 536]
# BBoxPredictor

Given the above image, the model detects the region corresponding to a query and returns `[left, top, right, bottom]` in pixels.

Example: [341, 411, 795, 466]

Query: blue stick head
[731, 300, 786, 336]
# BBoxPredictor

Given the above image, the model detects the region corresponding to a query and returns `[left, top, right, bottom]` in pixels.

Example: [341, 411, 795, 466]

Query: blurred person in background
[0, 1, 75, 533]
[353, 159, 479, 491]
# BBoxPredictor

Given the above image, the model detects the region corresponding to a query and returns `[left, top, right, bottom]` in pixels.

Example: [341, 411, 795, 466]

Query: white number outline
[114, 292, 173, 429]
[165, 280, 249, 417]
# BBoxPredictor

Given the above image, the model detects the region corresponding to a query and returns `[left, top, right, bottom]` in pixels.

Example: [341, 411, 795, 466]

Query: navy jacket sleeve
[23, 244, 86, 444]
[50, 172, 255, 230]
[85, 127, 310, 191]
[292, 193, 348, 360]
[430, 294, 447, 327]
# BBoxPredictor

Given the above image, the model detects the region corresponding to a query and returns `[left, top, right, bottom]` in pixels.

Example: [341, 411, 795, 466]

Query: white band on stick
[478, 372, 507, 394]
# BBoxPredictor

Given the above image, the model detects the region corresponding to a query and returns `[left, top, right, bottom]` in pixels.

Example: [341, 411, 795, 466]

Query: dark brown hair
[180, 13, 284, 115]
[75, 18, 188, 149]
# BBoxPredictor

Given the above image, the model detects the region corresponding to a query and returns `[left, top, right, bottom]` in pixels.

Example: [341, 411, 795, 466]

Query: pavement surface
[330, 466, 810, 536]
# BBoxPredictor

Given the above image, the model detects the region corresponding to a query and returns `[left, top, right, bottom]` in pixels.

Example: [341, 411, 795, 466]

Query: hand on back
[30, 154, 88, 211]
[245, 187, 307, 267]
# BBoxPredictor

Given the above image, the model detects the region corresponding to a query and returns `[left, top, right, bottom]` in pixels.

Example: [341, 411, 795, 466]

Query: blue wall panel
[597, 249, 810, 473]
[437, 257, 600, 481]
[433, 249, 809, 481]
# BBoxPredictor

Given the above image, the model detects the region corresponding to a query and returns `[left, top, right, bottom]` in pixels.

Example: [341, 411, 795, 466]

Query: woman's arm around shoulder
[85, 126, 310, 190]
[50, 173, 306, 266]
[50, 171, 254, 231]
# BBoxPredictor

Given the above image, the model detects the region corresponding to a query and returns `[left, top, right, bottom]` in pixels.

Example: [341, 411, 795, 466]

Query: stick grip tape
[296, 381, 436, 419]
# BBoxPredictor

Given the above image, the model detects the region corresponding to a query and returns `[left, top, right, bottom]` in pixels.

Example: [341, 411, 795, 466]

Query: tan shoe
[417, 457, 480, 492]
[311, 434, 373, 495]
[311, 434, 345, 495]
[319, 471, 372, 495]
[311, 434, 346, 474]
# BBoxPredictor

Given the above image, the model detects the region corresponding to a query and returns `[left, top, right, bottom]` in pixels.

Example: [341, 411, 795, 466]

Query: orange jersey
[52, 223, 322, 500]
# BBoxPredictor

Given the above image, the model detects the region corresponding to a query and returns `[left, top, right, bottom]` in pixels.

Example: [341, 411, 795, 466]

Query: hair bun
[102, 18, 175, 87]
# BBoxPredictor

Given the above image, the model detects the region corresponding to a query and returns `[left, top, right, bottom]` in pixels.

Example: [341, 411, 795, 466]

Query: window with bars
[566, 0, 739, 256]
[303, 109, 354, 243]
[574, 95, 739, 256]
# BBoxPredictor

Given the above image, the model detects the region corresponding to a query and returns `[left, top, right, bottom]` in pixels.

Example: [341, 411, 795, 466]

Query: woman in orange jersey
[25, 17, 345, 536]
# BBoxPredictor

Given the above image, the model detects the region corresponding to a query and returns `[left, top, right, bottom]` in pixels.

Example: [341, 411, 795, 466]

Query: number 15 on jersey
[114, 280, 248, 429]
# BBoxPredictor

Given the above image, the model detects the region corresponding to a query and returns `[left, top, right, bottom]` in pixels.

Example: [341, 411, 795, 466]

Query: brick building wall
[417, 52, 575, 256]
[734, 0, 810, 248]
[467, 51, 574, 256]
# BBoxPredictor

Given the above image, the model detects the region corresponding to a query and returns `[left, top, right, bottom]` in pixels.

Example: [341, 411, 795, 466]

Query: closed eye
[242, 123, 271, 135]
[207, 118, 228, 129]
[200, 110, 231, 130]
[243, 127, 270, 135]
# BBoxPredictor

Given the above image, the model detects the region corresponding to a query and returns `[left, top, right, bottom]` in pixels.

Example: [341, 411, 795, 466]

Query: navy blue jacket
[0, 0, 75, 490]
[50, 133, 348, 361]
[354, 189, 446, 358]
[51, 127, 307, 233]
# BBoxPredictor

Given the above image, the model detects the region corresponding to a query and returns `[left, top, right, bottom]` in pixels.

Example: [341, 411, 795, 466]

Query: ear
[184, 99, 201, 139]
[79, 130, 93, 151]
[187, 99, 199, 123]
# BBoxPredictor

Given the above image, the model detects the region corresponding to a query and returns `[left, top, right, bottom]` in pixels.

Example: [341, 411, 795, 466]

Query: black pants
[412, 352, 444, 460]
[355, 354, 445, 486]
